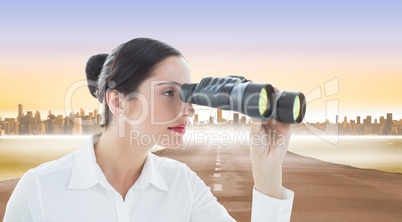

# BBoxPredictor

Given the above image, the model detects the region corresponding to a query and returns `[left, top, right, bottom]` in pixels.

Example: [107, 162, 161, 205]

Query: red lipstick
[168, 124, 187, 134]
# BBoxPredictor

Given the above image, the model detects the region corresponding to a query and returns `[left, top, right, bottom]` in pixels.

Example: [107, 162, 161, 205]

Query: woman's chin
[165, 142, 186, 149]
[153, 132, 188, 150]
[159, 132, 185, 149]
[162, 139, 187, 150]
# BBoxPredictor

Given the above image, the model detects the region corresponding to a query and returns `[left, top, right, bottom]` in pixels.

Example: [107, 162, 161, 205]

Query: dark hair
[85, 38, 183, 128]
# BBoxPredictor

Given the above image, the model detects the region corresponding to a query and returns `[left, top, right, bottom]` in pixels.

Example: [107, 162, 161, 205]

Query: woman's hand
[249, 87, 292, 199]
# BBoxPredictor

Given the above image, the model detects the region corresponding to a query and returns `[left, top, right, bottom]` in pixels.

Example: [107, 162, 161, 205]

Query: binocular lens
[293, 95, 301, 121]
[258, 87, 269, 117]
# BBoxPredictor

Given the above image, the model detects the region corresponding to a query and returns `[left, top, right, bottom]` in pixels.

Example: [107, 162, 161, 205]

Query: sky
[1, 0, 401, 123]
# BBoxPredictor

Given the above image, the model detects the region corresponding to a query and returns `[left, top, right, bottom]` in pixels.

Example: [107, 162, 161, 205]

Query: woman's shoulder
[27, 149, 77, 179]
[11, 150, 77, 200]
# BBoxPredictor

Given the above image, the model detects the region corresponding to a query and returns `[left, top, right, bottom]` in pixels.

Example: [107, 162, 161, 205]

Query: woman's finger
[250, 119, 263, 136]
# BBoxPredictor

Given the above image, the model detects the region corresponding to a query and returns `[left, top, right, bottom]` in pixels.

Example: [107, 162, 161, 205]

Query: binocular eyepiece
[179, 76, 306, 124]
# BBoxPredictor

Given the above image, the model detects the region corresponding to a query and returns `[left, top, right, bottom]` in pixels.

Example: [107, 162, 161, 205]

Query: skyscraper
[233, 113, 239, 125]
[364, 116, 372, 127]
[241, 116, 247, 124]
[217, 109, 222, 123]
[18, 103, 23, 118]
[387, 113, 393, 134]
[380, 116, 385, 125]
[209, 116, 214, 125]
[194, 114, 198, 125]
[80, 108, 85, 118]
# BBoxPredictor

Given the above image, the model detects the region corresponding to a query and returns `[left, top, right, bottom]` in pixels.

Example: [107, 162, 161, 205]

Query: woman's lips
[168, 124, 187, 134]
[168, 127, 186, 134]
[169, 124, 187, 128]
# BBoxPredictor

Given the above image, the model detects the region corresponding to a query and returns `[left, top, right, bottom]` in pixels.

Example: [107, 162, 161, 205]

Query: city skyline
[1, 103, 402, 124]
[1, 102, 402, 125]
[1, 103, 401, 136]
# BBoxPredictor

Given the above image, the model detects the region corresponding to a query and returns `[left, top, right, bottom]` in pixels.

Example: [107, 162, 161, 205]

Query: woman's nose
[183, 102, 195, 117]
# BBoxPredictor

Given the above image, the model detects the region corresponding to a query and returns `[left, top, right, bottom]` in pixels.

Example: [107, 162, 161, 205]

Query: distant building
[364, 116, 372, 127]
[18, 104, 23, 118]
[387, 113, 392, 135]
[194, 114, 198, 125]
[233, 113, 239, 125]
[241, 116, 247, 124]
[80, 108, 85, 118]
[209, 116, 214, 125]
[217, 109, 222, 123]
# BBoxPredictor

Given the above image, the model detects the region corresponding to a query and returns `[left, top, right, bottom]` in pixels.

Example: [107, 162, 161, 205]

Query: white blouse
[4, 132, 294, 222]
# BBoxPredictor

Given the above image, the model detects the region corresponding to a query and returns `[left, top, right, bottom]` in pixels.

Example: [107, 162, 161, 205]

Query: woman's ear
[106, 89, 125, 116]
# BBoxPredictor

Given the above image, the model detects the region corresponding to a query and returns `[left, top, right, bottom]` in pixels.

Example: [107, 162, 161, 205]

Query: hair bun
[85, 54, 108, 99]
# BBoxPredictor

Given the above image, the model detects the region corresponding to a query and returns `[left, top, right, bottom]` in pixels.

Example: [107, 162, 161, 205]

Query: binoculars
[179, 76, 306, 124]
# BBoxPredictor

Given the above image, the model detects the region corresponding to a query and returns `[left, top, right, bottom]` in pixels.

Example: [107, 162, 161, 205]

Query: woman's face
[124, 56, 195, 149]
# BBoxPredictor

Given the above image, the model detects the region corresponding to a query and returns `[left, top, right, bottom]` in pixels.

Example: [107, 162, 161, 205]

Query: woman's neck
[93, 127, 149, 200]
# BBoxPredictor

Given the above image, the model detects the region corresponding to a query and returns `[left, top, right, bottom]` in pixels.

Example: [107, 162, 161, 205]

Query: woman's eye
[163, 90, 175, 97]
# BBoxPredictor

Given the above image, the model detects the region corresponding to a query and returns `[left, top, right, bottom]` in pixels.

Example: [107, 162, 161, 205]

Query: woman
[4, 38, 294, 221]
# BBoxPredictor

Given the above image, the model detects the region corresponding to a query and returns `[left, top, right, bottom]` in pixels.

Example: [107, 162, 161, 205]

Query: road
[154, 141, 255, 221]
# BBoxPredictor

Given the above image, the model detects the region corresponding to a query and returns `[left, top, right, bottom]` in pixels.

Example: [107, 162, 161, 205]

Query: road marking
[214, 173, 221, 177]
[216, 159, 220, 162]
[216, 162, 221, 166]
[215, 168, 221, 171]
[213, 184, 223, 191]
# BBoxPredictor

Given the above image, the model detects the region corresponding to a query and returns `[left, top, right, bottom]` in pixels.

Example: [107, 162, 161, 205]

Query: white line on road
[214, 173, 221, 177]
[213, 184, 223, 191]
[215, 168, 221, 171]
[216, 162, 221, 166]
